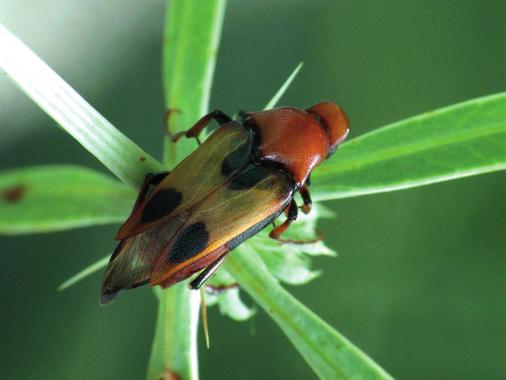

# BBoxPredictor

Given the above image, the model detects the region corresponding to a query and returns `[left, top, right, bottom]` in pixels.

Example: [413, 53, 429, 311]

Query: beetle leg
[170, 110, 232, 144]
[270, 198, 324, 244]
[132, 171, 170, 210]
[274, 230, 324, 245]
[269, 199, 298, 240]
[189, 253, 229, 290]
[204, 282, 239, 294]
[299, 184, 312, 214]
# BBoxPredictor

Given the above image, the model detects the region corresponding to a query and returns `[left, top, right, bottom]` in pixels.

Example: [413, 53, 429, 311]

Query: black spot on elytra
[141, 188, 182, 223]
[167, 222, 209, 263]
[1, 185, 26, 203]
[227, 164, 270, 191]
[221, 140, 252, 177]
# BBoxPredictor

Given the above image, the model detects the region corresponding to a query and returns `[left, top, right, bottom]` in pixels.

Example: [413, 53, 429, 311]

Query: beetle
[101, 102, 349, 304]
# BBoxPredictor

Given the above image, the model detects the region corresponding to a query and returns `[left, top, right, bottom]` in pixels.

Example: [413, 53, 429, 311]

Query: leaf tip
[263, 61, 304, 110]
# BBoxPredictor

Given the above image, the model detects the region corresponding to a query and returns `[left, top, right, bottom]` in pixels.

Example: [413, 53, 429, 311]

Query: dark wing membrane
[116, 122, 252, 240]
[101, 214, 187, 304]
[150, 163, 294, 285]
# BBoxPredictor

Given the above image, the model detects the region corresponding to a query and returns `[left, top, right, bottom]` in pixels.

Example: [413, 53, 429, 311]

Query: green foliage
[162, 0, 227, 165]
[263, 62, 303, 110]
[0, 2, 505, 380]
[226, 245, 393, 380]
[0, 23, 164, 188]
[58, 255, 109, 291]
[0, 165, 134, 234]
[223, 205, 392, 379]
[313, 93, 506, 200]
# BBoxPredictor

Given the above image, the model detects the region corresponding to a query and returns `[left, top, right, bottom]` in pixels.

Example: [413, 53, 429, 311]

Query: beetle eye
[306, 101, 349, 152]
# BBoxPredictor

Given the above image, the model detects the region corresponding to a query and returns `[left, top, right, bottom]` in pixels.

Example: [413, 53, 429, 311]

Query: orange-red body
[245, 101, 349, 187]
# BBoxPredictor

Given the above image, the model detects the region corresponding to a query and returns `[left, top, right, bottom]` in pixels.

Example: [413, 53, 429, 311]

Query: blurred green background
[1, 1, 505, 379]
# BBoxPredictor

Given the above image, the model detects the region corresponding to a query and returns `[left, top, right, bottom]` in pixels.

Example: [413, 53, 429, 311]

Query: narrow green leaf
[58, 255, 109, 291]
[263, 62, 303, 110]
[226, 246, 393, 380]
[0, 22, 164, 188]
[162, 0, 227, 166]
[313, 92, 506, 201]
[148, 1, 227, 380]
[0, 165, 134, 235]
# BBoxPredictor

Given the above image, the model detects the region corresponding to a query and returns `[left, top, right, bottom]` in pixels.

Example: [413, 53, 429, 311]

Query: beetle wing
[102, 163, 293, 303]
[150, 163, 294, 286]
[101, 214, 187, 304]
[117, 121, 252, 240]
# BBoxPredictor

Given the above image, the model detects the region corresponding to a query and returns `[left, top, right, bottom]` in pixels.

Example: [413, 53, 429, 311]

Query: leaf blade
[162, 0, 227, 166]
[263, 62, 303, 110]
[58, 255, 109, 291]
[312, 92, 506, 200]
[226, 246, 393, 380]
[0, 22, 164, 188]
[0, 165, 135, 235]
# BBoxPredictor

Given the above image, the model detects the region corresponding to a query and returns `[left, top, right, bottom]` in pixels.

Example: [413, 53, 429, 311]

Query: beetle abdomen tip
[100, 288, 120, 306]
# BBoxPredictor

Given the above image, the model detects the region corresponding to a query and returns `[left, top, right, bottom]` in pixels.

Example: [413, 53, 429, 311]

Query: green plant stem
[162, 0, 227, 164]
[147, 1, 227, 380]
[147, 284, 200, 380]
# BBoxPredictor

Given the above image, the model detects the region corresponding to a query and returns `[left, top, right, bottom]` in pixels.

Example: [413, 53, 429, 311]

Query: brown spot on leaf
[158, 370, 182, 380]
[205, 283, 239, 294]
[140, 156, 146, 162]
[2, 185, 26, 203]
